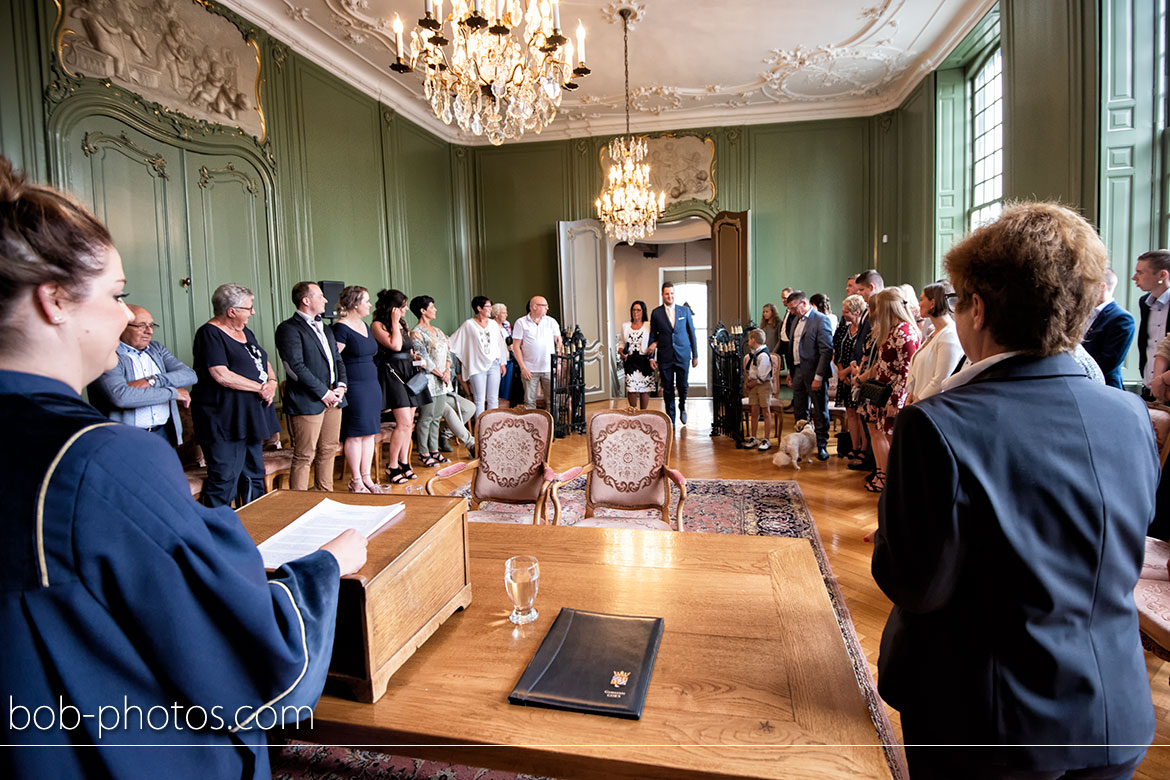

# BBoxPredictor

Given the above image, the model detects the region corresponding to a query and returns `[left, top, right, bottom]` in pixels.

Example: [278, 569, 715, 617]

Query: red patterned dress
[867, 321, 920, 435]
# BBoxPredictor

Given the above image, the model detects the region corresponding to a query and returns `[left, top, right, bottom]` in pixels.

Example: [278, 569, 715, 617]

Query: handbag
[390, 366, 430, 396]
[853, 339, 891, 406]
[857, 379, 892, 407]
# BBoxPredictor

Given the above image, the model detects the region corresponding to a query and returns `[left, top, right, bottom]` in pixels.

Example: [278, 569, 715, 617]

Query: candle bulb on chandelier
[576, 19, 585, 64]
[425, 0, 433, 16]
[496, 0, 504, 21]
[552, 0, 561, 30]
[474, 0, 482, 14]
[393, 14, 404, 53]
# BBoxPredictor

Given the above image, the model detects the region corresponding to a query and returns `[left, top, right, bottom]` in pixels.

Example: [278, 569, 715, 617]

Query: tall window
[969, 49, 1003, 228]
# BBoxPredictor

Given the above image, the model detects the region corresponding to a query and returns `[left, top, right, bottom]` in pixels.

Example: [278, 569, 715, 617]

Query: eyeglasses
[232, 305, 256, 313]
[945, 293, 959, 303]
[126, 322, 157, 331]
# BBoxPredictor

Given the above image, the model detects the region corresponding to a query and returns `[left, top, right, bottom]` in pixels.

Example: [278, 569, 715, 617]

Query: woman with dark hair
[190, 282, 283, 507]
[618, 299, 654, 408]
[409, 295, 456, 467]
[873, 203, 1156, 778]
[372, 288, 425, 484]
[809, 293, 838, 333]
[905, 281, 963, 403]
[448, 294, 509, 417]
[0, 155, 365, 778]
[332, 285, 382, 492]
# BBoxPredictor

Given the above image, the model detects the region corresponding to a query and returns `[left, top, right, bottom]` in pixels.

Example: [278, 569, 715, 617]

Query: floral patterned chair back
[582, 408, 684, 531]
[471, 408, 553, 508]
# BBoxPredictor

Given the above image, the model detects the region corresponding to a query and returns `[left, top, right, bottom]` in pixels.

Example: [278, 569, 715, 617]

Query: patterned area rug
[272, 478, 906, 780]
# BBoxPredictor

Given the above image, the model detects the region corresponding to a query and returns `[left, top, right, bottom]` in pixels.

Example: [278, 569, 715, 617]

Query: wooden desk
[249, 493, 893, 780]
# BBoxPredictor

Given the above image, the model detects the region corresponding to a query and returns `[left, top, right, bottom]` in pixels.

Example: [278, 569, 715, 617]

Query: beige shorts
[747, 383, 772, 407]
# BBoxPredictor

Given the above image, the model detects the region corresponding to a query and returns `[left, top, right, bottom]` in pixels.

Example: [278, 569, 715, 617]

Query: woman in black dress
[372, 288, 425, 485]
[835, 294, 867, 460]
[191, 283, 282, 507]
[332, 285, 382, 493]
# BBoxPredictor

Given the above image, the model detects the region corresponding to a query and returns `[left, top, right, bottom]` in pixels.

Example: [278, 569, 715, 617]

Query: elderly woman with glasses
[190, 283, 282, 507]
[872, 203, 1157, 779]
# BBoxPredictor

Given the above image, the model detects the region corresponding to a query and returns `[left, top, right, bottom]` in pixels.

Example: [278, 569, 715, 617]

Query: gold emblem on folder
[611, 670, 630, 687]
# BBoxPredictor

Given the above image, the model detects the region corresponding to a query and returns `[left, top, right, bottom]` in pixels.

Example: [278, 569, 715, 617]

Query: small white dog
[772, 419, 819, 470]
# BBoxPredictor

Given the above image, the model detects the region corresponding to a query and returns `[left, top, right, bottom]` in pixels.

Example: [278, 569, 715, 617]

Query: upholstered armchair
[554, 408, 686, 532]
[425, 408, 575, 524]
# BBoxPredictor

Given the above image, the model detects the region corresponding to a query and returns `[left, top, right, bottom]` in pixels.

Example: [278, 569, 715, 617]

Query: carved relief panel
[59, 0, 265, 140]
[601, 134, 716, 207]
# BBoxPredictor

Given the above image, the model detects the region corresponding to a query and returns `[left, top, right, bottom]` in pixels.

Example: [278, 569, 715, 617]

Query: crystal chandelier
[390, 1, 590, 146]
[595, 8, 665, 245]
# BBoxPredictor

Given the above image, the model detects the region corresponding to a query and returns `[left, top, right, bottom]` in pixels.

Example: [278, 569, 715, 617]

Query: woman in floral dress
[856, 287, 920, 492]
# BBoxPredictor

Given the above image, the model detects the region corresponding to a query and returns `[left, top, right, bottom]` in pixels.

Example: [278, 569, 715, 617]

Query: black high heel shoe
[386, 466, 410, 485]
[398, 461, 418, 480]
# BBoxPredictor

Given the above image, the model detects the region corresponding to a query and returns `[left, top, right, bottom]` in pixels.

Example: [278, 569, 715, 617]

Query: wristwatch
[147, 376, 158, 388]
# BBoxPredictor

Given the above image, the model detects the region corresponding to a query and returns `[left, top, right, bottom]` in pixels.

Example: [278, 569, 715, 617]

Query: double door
[58, 115, 277, 366]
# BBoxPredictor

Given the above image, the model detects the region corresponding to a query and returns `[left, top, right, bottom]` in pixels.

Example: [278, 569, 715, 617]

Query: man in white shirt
[88, 304, 196, 446]
[275, 281, 348, 491]
[1134, 249, 1170, 398]
[512, 295, 562, 410]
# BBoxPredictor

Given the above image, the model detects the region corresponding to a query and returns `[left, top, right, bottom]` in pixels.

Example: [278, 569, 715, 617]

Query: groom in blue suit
[649, 282, 698, 426]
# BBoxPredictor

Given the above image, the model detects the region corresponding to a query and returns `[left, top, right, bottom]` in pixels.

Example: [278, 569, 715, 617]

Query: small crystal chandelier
[595, 7, 665, 245]
[390, 1, 590, 146]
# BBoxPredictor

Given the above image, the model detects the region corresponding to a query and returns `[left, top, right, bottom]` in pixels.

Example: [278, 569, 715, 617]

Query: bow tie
[314, 314, 323, 322]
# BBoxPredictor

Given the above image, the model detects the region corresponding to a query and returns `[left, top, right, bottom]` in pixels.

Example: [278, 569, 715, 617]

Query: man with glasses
[89, 304, 197, 446]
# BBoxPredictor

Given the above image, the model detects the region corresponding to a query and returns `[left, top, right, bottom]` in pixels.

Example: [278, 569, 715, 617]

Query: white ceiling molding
[216, 0, 998, 146]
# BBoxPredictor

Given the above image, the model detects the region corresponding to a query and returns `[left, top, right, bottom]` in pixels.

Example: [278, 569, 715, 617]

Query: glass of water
[504, 555, 539, 625]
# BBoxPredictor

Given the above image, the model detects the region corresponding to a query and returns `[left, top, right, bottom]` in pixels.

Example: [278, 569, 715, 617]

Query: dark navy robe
[0, 370, 340, 779]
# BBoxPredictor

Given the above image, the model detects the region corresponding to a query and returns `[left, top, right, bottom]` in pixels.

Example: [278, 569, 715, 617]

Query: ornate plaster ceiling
[218, 0, 997, 145]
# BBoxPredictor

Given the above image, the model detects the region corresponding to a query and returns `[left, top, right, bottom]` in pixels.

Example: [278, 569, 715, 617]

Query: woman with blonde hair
[856, 286, 920, 492]
[332, 285, 383, 492]
[834, 294, 868, 458]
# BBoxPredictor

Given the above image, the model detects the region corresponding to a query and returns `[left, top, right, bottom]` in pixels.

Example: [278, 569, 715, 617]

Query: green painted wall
[0, 0, 1141, 383]
[748, 119, 871, 309]
[1001, 0, 1100, 220]
[0, 0, 467, 367]
[474, 141, 571, 316]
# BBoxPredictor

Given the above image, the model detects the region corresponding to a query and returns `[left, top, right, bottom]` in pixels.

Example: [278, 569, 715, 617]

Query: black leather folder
[508, 608, 664, 719]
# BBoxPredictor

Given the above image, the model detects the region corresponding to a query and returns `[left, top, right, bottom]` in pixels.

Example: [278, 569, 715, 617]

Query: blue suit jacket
[873, 353, 1156, 769]
[1081, 300, 1135, 388]
[649, 303, 698, 367]
[791, 309, 834, 380]
[88, 341, 197, 444]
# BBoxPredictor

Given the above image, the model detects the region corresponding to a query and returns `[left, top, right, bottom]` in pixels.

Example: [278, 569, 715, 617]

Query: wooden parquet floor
[383, 398, 1170, 775]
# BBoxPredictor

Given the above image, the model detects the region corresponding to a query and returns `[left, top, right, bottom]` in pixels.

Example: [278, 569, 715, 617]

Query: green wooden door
[60, 115, 195, 363]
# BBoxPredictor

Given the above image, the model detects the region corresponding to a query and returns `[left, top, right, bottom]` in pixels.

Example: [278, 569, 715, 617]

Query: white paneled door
[557, 219, 612, 402]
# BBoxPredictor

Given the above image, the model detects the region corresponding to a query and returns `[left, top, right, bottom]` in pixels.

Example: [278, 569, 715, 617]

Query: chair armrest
[543, 464, 592, 526]
[544, 463, 586, 485]
[424, 459, 479, 496]
[666, 468, 687, 533]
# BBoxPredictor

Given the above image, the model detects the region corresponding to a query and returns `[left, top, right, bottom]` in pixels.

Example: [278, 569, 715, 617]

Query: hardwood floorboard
[372, 397, 1169, 773]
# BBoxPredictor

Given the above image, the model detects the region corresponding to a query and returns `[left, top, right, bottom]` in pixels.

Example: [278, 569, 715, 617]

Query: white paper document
[257, 497, 405, 569]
